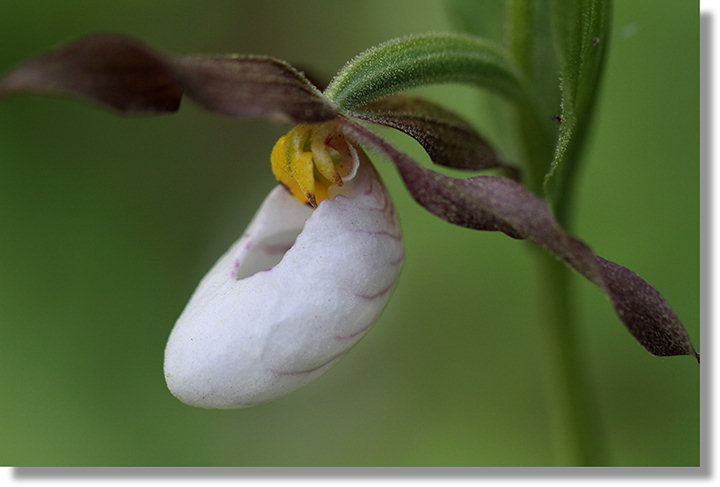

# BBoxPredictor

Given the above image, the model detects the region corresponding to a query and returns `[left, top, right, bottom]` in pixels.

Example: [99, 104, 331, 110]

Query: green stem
[532, 247, 606, 465]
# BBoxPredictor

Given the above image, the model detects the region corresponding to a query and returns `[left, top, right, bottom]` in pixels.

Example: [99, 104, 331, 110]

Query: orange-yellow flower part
[271, 122, 356, 207]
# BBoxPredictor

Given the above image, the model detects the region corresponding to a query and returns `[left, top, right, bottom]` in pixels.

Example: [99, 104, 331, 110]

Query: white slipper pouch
[164, 151, 403, 408]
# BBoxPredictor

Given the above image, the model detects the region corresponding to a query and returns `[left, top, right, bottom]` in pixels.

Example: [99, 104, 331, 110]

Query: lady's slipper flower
[165, 137, 403, 408]
[0, 33, 698, 409]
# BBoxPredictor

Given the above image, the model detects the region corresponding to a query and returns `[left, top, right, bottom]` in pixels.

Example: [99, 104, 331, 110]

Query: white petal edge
[164, 151, 403, 408]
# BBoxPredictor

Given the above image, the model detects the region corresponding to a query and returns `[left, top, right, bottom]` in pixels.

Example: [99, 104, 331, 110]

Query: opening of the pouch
[232, 228, 302, 280]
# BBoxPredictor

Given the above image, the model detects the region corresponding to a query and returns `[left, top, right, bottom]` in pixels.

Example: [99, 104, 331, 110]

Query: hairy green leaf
[545, 0, 612, 222]
[445, 2, 561, 193]
[324, 33, 527, 111]
[506, 0, 561, 117]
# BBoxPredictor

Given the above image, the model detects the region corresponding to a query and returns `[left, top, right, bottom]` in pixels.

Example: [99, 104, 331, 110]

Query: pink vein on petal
[389, 250, 405, 267]
[270, 350, 346, 376]
[334, 307, 385, 340]
[334, 322, 373, 340]
[363, 172, 374, 195]
[350, 228, 402, 241]
[356, 280, 395, 301]
[369, 188, 390, 213]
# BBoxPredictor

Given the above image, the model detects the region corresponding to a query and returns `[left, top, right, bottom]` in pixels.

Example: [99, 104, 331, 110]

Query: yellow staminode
[271, 121, 356, 207]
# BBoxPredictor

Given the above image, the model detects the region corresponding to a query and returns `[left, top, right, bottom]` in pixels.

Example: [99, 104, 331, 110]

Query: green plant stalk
[512, 32, 604, 464]
[522, 97, 605, 465]
[515, 101, 556, 195]
[448, 0, 611, 464]
[511, 42, 604, 466]
[532, 246, 606, 465]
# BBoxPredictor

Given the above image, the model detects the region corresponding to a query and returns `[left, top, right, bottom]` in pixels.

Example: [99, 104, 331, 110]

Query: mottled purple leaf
[340, 117, 698, 361]
[0, 34, 336, 123]
[0, 34, 182, 114]
[351, 95, 509, 172]
[170, 56, 336, 122]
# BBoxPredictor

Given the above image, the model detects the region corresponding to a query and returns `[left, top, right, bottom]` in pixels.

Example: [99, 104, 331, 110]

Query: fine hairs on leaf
[0, 6, 697, 467]
[544, 0, 612, 221]
[0, 27, 698, 396]
[324, 32, 529, 111]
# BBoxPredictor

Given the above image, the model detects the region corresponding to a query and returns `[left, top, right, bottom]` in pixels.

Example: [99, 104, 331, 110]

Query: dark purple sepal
[0, 34, 337, 123]
[350, 95, 508, 172]
[0, 34, 182, 114]
[170, 56, 337, 123]
[340, 117, 698, 361]
[594, 257, 698, 360]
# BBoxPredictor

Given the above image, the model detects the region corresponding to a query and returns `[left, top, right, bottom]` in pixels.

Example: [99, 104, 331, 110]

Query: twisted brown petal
[340, 117, 698, 361]
[0, 34, 336, 122]
[170, 56, 336, 122]
[351, 94, 510, 172]
[0, 34, 181, 113]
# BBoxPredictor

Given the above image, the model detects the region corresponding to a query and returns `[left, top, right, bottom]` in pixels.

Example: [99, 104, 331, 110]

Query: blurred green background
[0, 0, 698, 466]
